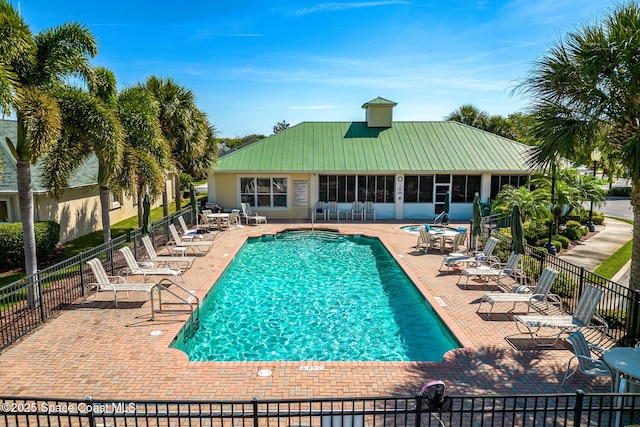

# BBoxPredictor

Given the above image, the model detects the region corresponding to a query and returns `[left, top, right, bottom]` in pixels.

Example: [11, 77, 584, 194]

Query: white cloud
[289, 105, 335, 110]
[276, 1, 409, 16]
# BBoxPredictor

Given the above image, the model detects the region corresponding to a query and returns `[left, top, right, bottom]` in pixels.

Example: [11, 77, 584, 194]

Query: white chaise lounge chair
[440, 236, 499, 272]
[514, 284, 606, 347]
[168, 224, 214, 254]
[86, 258, 160, 312]
[177, 215, 202, 240]
[457, 252, 523, 289]
[241, 203, 267, 225]
[141, 235, 195, 269]
[118, 246, 184, 282]
[476, 267, 560, 319]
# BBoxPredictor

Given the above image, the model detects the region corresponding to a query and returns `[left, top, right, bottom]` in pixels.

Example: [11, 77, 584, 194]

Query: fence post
[36, 271, 45, 322]
[573, 389, 585, 427]
[629, 289, 640, 346]
[414, 393, 423, 427]
[252, 397, 259, 427]
[85, 396, 95, 427]
[578, 267, 586, 297]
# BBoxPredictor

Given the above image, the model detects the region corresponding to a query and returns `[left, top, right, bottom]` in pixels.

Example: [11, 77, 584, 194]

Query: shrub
[562, 220, 585, 240]
[523, 221, 547, 245]
[553, 235, 571, 249]
[551, 272, 578, 298]
[607, 187, 631, 197]
[592, 212, 605, 225]
[552, 240, 564, 253]
[0, 221, 60, 270]
[597, 309, 627, 330]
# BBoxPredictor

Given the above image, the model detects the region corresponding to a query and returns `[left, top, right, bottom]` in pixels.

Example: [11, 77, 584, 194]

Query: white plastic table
[603, 347, 640, 392]
[428, 229, 458, 253]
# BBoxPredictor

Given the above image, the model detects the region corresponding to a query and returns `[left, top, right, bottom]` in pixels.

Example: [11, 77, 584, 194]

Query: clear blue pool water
[172, 230, 459, 362]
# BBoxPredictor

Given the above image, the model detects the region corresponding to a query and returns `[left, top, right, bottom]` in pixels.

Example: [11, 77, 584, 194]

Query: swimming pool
[172, 230, 459, 362]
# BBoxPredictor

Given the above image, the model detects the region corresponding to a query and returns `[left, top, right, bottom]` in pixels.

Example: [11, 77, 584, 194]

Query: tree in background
[145, 76, 212, 212]
[445, 104, 516, 139]
[517, 1, 640, 291]
[273, 120, 290, 134]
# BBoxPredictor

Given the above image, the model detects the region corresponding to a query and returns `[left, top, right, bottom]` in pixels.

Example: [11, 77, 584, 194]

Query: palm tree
[0, 1, 31, 116]
[491, 185, 550, 223]
[41, 78, 124, 243]
[144, 76, 211, 212]
[517, 1, 640, 291]
[2, 8, 97, 306]
[114, 85, 171, 226]
[445, 104, 489, 129]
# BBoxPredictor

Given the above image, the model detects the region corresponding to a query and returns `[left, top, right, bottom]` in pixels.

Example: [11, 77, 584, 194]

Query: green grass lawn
[0, 201, 186, 288]
[593, 239, 633, 279]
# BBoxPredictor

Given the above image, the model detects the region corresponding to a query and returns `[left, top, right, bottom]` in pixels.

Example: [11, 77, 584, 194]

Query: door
[434, 184, 450, 215]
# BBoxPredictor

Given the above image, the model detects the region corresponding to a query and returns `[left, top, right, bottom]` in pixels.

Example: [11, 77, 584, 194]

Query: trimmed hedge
[0, 221, 60, 269]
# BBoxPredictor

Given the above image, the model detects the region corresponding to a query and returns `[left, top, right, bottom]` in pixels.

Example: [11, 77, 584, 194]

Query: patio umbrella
[441, 191, 450, 226]
[511, 202, 525, 255]
[190, 183, 199, 225]
[142, 193, 152, 235]
[472, 192, 482, 251]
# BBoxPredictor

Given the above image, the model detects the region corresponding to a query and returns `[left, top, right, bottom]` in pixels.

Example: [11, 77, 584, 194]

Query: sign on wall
[293, 180, 309, 206]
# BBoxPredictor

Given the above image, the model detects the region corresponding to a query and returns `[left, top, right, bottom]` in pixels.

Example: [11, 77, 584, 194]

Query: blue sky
[20, 0, 611, 137]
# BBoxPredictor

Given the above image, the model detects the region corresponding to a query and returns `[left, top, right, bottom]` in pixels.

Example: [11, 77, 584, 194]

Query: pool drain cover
[257, 369, 273, 377]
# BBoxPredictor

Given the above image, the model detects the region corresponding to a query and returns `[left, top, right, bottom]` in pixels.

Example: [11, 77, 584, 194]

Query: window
[0, 199, 9, 222]
[109, 192, 122, 210]
[241, 177, 288, 207]
[451, 175, 481, 203]
[404, 175, 434, 203]
[318, 175, 394, 203]
[490, 175, 529, 200]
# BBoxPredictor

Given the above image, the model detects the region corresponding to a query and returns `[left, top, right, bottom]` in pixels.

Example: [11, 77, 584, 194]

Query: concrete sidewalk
[558, 218, 632, 285]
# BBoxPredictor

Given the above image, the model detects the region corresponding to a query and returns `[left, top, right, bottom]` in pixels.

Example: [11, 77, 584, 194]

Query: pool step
[273, 230, 344, 242]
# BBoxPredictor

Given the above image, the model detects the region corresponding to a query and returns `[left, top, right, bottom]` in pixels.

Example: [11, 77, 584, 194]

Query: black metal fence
[1, 391, 639, 427]
[0, 207, 194, 352]
[481, 221, 640, 346]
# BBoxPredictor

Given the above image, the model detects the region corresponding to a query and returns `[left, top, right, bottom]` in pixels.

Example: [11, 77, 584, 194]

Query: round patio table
[603, 347, 640, 392]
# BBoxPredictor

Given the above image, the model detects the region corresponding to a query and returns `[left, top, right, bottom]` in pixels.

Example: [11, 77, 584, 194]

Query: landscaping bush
[523, 221, 547, 245]
[553, 235, 571, 249]
[591, 212, 605, 225]
[0, 221, 60, 270]
[551, 272, 578, 298]
[608, 186, 631, 197]
[562, 220, 586, 240]
[597, 309, 627, 330]
[552, 240, 564, 253]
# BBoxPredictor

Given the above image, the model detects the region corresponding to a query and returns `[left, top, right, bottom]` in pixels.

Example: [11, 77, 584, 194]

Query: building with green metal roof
[207, 98, 535, 221]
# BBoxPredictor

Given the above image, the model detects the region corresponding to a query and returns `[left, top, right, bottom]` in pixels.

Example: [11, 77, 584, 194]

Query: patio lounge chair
[326, 201, 339, 221]
[364, 201, 375, 220]
[416, 225, 440, 253]
[86, 257, 159, 309]
[168, 224, 214, 254]
[456, 252, 523, 289]
[352, 201, 364, 220]
[561, 330, 613, 390]
[476, 267, 560, 319]
[177, 215, 202, 240]
[118, 246, 184, 282]
[141, 235, 195, 270]
[440, 236, 499, 272]
[241, 203, 267, 225]
[514, 284, 606, 347]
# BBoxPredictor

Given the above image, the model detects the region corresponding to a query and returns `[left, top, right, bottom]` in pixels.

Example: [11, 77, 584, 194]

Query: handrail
[150, 279, 199, 335]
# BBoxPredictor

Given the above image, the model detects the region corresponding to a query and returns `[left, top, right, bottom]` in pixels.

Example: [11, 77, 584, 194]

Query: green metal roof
[0, 119, 98, 193]
[215, 121, 536, 173]
[362, 97, 398, 108]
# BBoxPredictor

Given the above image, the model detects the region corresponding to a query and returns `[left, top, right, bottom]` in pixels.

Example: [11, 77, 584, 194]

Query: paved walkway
[558, 218, 633, 286]
[0, 220, 613, 401]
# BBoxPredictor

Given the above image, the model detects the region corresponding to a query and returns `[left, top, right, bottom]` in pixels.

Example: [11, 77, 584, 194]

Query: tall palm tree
[2, 6, 97, 306]
[0, 1, 31, 116]
[41, 81, 124, 243]
[114, 85, 171, 226]
[144, 76, 210, 212]
[517, 1, 640, 291]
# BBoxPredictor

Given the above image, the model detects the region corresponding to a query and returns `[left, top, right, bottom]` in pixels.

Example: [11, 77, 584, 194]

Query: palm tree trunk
[162, 189, 169, 217]
[17, 159, 40, 308]
[99, 185, 112, 242]
[630, 181, 640, 292]
[137, 187, 144, 227]
[175, 174, 182, 211]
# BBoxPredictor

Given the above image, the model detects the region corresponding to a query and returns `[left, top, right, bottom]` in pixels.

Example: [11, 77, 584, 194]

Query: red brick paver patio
[0, 221, 609, 400]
